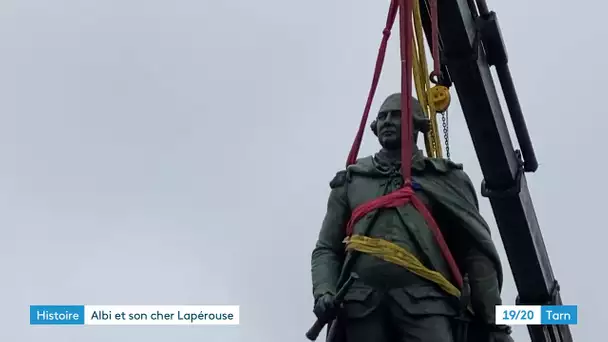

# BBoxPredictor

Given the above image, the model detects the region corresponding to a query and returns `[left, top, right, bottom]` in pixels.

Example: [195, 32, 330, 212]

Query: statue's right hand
[313, 293, 337, 321]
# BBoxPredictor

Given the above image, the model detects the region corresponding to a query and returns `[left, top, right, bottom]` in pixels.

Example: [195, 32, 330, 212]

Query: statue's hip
[339, 278, 458, 320]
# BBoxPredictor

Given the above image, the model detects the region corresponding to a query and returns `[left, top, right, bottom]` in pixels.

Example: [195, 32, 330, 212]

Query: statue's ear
[370, 120, 378, 136]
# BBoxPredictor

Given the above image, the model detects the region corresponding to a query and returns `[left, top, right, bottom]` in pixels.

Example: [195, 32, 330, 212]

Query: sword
[305, 273, 359, 341]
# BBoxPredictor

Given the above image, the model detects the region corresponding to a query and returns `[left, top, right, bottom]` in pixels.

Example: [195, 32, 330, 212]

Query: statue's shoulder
[421, 157, 476, 193]
[329, 156, 375, 189]
[329, 170, 348, 189]
[423, 157, 464, 173]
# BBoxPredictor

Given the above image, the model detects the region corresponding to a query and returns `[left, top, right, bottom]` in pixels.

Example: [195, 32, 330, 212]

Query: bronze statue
[311, 93, 514, 342]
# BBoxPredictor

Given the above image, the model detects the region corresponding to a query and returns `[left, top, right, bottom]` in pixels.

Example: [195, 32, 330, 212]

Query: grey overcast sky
[0, 0, 604, 341]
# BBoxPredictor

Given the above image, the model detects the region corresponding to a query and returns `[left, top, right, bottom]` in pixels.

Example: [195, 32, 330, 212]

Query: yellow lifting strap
[345, 235, 461, 297]
[412, 0, 451, 159]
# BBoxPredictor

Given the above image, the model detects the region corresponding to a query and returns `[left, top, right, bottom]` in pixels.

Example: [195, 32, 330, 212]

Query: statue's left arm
[464, 241, 503, 324]
[445, 169, 503, 325]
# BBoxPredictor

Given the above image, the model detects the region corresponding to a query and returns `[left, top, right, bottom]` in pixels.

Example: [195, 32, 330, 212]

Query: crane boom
[417, 0, 573, 341]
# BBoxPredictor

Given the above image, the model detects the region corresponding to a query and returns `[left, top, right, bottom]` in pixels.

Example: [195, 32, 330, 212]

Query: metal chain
[425, 104, 438, 158]
[441, 110, 450, 159]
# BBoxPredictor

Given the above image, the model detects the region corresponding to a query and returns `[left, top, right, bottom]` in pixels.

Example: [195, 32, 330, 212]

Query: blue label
[30, 305, 85, 325]
[540, 305, 578, 325]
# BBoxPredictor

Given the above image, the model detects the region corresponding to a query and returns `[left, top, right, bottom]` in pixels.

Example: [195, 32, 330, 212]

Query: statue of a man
[311, 93, 514, 342]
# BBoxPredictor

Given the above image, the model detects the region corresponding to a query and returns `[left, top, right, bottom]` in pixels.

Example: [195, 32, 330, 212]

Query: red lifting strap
[345, 0, 398, 168]
[343, 0, 463, 288]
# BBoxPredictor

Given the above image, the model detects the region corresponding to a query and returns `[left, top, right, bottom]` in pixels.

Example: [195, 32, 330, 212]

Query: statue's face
[376, 110, 401, 150]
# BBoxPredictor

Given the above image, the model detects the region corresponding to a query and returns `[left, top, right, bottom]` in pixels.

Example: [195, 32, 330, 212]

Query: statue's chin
[378, 135, 399, 148]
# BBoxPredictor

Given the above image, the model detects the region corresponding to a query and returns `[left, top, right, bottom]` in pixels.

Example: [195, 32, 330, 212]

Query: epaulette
[446, 159, 464, 170]
[329, 170, 348, 189]
[424, 158, 463, 173]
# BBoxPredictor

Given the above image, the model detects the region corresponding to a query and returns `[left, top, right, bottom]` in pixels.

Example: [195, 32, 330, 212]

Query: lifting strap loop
[345, 185, 463, 288]
[398, 0, 414, 183]
[346, 0, 449, 166]
[345, 0, 398, 167]
[345, 235, 461, 297]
